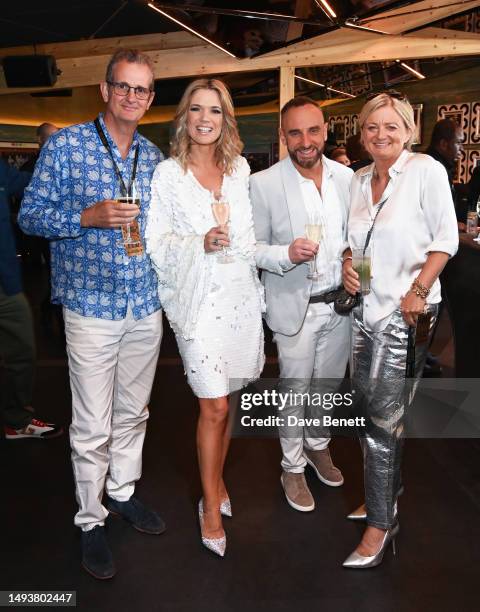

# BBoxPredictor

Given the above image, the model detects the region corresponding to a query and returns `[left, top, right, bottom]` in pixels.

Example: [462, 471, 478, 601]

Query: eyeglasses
[366, 89, 408, 102]
[107, 81, 153, 100]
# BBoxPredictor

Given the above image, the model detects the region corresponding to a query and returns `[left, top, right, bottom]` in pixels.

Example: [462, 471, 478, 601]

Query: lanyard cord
[94, 118, 139, 197]
[363, 196, 388, 255]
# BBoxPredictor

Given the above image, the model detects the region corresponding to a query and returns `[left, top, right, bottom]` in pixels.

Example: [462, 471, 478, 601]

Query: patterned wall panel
[328, 114, 360, 144]
[344, 65, 372, 97]
[470, 101, 480, 145]
[453, 148, 468, 184]
[437, 103, 471, 142]
[467, 149, 480, 181]
[328, 115, 350, 145]
[351, 114, 359, 136]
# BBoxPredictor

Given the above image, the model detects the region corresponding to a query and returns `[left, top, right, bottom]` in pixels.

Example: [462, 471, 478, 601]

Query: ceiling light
[148, 2, 237, 58]
[395, 59, 426, 79]
[314, 0, 337, 20]
[295, 75, 355, 98]
[326, 86, 356, 98]
[344, 18, 389, 35]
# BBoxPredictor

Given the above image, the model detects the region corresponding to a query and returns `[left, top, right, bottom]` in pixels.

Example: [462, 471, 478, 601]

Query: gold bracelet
[410, 277, 430, 299]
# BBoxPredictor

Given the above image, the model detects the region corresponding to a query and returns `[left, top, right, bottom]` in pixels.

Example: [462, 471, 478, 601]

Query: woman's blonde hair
[358, 92, 416, 150]
[170, 78, 243, 174]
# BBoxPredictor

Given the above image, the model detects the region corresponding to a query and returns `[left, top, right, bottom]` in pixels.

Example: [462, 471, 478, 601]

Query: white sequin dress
[146, 156, 265, 398]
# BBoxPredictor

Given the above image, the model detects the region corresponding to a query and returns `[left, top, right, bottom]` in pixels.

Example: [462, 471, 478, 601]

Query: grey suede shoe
[280, 471, 315, 512]
[304, 448, 344, 487]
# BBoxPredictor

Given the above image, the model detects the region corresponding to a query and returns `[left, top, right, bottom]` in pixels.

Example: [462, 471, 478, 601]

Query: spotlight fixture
[295, 75, 356, 99]
[395, 59, 426, 80]
[147, 2, 237, 58]
[344, 18, 389, 35]
[314, 0, 337, 21]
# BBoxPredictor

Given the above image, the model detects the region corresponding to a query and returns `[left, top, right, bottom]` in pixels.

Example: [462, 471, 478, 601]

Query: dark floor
[1, 265, 479, 612]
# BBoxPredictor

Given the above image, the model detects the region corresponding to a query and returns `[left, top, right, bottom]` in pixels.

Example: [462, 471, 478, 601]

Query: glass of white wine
[305, 222, 323, 280]
[211, 192, 233, 264]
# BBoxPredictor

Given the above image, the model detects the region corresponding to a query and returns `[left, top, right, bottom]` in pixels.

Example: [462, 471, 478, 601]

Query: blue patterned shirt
[19, 114, 163, 320]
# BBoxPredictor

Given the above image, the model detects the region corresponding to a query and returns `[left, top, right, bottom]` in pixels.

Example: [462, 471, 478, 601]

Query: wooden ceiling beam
[362, 0, 480, 35]
[0, 31, 200, 61]
[1, 28, 480, 95]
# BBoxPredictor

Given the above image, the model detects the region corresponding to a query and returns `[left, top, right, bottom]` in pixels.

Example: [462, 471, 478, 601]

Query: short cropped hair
[429, 119, 461, 148]
[36, 122, 56, 138]
[281, 95, 320, 114]
[105, 49, 155, 89]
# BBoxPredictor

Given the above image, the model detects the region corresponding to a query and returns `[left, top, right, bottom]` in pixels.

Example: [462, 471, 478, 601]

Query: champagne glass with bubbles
[305, 215, 323, 281]
[211, 191, 233, 263]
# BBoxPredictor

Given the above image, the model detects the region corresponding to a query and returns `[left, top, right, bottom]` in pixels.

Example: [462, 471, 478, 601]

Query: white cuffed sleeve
[421, 159, 459, 257]
[250, 174, 295, 276]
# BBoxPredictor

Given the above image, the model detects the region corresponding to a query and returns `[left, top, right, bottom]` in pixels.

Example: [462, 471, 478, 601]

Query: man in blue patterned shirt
[19, 49, 164, 580]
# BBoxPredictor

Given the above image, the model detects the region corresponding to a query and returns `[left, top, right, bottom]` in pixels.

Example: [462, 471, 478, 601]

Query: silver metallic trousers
[351, 303, 438, 529]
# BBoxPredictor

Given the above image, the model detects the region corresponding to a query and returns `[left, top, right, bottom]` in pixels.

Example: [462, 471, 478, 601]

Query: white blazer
[250, 155, 352, 336]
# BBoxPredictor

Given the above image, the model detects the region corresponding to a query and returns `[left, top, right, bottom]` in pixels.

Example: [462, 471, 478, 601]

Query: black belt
[309, 287, 342, 304]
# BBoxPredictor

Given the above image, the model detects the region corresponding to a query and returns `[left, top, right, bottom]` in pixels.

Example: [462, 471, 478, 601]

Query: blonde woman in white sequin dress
[146, 79, 264, 557]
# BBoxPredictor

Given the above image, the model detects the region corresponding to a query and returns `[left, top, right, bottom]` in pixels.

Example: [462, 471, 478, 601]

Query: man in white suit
[250, 97, 353, 512]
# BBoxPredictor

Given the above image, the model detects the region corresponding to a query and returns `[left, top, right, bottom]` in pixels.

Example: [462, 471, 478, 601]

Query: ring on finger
[213, 238, 219, 246]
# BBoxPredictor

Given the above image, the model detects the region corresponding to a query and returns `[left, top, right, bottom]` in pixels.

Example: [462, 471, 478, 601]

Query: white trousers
[274, 302, 350, 473]
[64, 307, 163, 531]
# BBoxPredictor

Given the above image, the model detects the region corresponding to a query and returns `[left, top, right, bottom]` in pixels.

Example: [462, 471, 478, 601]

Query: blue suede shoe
[81, 526, 115, 580]
[106, 496, 166, 535]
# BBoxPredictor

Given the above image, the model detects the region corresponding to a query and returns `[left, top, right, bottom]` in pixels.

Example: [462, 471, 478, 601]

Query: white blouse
[348, 150, 459, 332]
[145, 156, 264, 340]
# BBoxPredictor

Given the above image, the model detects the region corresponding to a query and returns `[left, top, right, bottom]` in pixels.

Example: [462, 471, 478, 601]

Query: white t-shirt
[348, 149, 459, 332]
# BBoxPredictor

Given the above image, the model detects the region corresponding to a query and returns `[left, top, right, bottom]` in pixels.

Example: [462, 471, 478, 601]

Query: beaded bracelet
[410, 277, 430, 299]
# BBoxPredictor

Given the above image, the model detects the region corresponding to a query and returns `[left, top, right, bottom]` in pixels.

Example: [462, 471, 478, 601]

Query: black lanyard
[94, 117, 139, 197]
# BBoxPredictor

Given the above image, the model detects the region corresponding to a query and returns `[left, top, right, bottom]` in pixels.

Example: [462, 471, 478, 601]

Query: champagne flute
[305, 221, 322, 281]
[211, 192, 233, 264]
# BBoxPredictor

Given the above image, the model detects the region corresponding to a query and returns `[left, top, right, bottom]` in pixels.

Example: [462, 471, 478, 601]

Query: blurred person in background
[21, 123, 61, 333]
[0, 157, 63, 441]
[330, 147, 351, 166]
[426, 118, 464, 226]
[346, 132, 372, 172]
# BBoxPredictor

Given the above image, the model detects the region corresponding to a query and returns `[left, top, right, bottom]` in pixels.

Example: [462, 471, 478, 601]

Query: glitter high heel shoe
[198, 500, 226, 558]
[220, 497, 232, 518]
[200, 496, 232, 518]
[342, 523, 400, 569]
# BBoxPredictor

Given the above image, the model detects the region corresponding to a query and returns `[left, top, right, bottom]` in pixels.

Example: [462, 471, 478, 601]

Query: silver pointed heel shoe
[220, 497, 232, 518]
[346, 486, 404, 521]
[198, 500, 226, 557]
[346, 503, 367, 521]
[342, 523, 400, 569]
